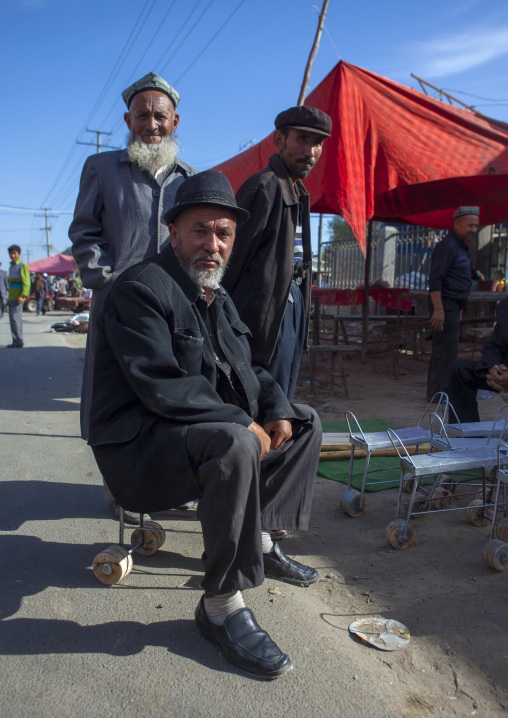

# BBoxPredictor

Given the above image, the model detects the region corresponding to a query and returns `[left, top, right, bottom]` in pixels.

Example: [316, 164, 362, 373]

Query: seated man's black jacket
[88, 244, 305, 511]
[475, 296, 508, 376]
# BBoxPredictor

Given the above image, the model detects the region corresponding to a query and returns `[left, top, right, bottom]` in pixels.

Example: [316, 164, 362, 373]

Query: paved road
[0, 310, 400, 718]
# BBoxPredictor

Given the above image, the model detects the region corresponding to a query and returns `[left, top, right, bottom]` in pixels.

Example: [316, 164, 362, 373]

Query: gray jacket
[68, 148, 197, 440]
[69, 149, 197, 290]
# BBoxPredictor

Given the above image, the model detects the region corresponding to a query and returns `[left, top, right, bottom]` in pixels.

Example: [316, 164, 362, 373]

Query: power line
[41, 1, 154, 208]
[98, 0, 179, 130]
[160, 0, 215, 74]
[173, 0, 247, 84]
[0, 204, 73, 215]
[108, 0, 212, 138]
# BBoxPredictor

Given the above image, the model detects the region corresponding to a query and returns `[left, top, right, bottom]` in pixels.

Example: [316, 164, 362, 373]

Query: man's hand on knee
[487, 364, 508, 391]
[263, 419, 292, 451]
[248, 421, 272, 459]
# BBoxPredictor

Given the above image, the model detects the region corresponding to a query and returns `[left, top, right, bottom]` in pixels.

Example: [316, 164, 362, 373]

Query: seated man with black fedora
[88, 169, 322, 678]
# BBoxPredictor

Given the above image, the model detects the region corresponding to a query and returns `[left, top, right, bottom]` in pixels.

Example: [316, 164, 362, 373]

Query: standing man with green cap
[6, 245, 30, 348]
[223, 106, 332, 401]
[70, 72, 197, 447]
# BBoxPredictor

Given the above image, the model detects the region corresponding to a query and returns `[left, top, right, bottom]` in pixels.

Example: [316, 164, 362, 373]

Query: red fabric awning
[28, 253, 77, 275]
[213, 61, 508, 254]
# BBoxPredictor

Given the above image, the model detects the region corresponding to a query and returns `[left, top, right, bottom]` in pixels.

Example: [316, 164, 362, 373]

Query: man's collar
[267, 153, 310, 204]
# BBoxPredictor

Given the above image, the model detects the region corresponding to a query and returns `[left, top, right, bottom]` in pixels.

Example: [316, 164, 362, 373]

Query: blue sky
[1, 0, 508, 263]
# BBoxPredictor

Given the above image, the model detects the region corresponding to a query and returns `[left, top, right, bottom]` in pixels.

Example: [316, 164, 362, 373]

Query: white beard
[126, 131, 180, 177]
[174, 243, 228, 289]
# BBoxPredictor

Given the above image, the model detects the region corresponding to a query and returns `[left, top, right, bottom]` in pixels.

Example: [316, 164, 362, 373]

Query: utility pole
[76, 128, 121, 154]
[297, 0, 330, 106]
[35, 208, 57, 257]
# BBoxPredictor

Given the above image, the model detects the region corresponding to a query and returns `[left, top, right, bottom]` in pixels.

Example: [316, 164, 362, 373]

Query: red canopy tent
[213, 61, 508, 254]
[28, 253, 76, 275]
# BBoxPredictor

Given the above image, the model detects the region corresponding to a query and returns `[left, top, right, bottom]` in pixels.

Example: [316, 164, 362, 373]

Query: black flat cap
[274, 106, 332, 138]
[164, 171, 250, 225]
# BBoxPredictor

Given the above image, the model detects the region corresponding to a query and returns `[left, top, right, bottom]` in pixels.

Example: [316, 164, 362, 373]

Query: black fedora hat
[164, 170, 250, 226]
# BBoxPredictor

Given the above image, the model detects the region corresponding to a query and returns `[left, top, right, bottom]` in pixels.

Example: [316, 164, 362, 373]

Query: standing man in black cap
[223, 106, 332, 401]
[89, 170, 322, 678]
[427, 206, 482, 399]
[70, 72, 197, 447]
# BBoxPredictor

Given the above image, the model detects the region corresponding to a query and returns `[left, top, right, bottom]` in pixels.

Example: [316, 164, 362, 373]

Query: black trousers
[258, 283, 306, 401]
[448, 357, 493, 423]
[185, 404, 322, 595]
[427, 296, 463, 400]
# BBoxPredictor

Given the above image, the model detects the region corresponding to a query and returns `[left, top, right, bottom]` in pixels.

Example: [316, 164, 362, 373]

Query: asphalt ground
[0, 309, 406, 718]
[2, 310, 506, 718]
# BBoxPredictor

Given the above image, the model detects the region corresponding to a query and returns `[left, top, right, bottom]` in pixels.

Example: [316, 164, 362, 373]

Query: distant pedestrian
[6, 245, 30, 348]
[0, 262, 9, 319]
[31, 271, 50, 315]
[70, 270, 83, 297]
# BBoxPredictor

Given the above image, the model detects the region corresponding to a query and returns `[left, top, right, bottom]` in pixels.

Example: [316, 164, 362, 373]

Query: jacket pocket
[173, 329, 204, 375]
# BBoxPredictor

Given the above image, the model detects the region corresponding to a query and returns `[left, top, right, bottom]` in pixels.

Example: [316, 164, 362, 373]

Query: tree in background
[327, 216, 381, 243]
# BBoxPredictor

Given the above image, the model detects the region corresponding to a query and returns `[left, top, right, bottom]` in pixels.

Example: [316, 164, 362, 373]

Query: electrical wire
[160, 0, 215, 75]
[41, 0, 154, 209]
[173, 0, 247, 84]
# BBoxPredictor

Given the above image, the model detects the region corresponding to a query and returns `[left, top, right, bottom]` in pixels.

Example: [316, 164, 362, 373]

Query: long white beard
[126, 131, 180, 177]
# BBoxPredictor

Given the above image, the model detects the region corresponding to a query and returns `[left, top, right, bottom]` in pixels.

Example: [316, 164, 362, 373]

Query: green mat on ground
[318, 419, 480, 491]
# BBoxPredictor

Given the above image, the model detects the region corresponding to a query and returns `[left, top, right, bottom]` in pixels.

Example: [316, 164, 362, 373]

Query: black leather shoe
[263, 542, 319, 586]
[195, 596, 292, 678]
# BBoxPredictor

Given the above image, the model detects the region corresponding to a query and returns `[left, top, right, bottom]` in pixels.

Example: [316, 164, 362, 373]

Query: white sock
[262, 531, 275, 554]
[203, 591, 245, 626]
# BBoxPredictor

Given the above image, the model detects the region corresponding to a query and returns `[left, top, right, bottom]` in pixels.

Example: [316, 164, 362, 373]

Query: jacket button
[153, 189, 160, 197]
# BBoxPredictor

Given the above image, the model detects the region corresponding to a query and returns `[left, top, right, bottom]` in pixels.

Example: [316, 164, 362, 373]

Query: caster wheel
[131, 521, 166, 556]
[340, 488, 367, 517]
[430, 487, 453, 510]
[403, 493, 429, 518]
[465, 499, 492, 527]
[385, 519, 415, 550]
[439, 474, 457, 495]
[482, 539, 508, 571]
[495, 517, 508, 542]
[93, 545, 133, 585]
[402, 473, 416, 493]
[270, 530, 287, 541]
[474, 488, 493, 503]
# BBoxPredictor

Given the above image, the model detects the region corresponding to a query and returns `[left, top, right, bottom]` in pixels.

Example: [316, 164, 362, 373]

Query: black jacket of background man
[88, 244, 305, 512]
[428, 230, 472, 304]
[222, 153, 312, 366]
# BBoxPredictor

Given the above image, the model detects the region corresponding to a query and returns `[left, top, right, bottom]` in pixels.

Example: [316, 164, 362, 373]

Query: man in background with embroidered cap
[70, 71, 197, 449]
[427, 206, 483, 399]
[223, 106, 332, 402]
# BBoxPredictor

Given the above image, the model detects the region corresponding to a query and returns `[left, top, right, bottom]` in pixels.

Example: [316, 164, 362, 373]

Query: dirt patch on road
[292, 346, 508, 716]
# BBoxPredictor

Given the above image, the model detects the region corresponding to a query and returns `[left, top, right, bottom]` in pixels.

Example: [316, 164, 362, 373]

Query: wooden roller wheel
[495, 517, 508, 542]
[439, 474, 457, 495]
[465, 499, 490, 527]
[403, 493, 430, 519]
[131, 521, 166, 556]
[93, 545, 133, 585]
[482, 539, 508, 571]
[474, 488, 493, 504]
[402, 473, 416, 494]
[385, 519, 415, 550]
[430, 487, 453, 510]
[340, 488, 367, 517]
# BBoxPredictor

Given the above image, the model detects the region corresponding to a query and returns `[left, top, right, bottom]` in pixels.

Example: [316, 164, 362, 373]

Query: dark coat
[222, 154, 312, 365]
[428, 231, 472, 303]
[475, 296, 508, 376]
[89, 244, 303, 513]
